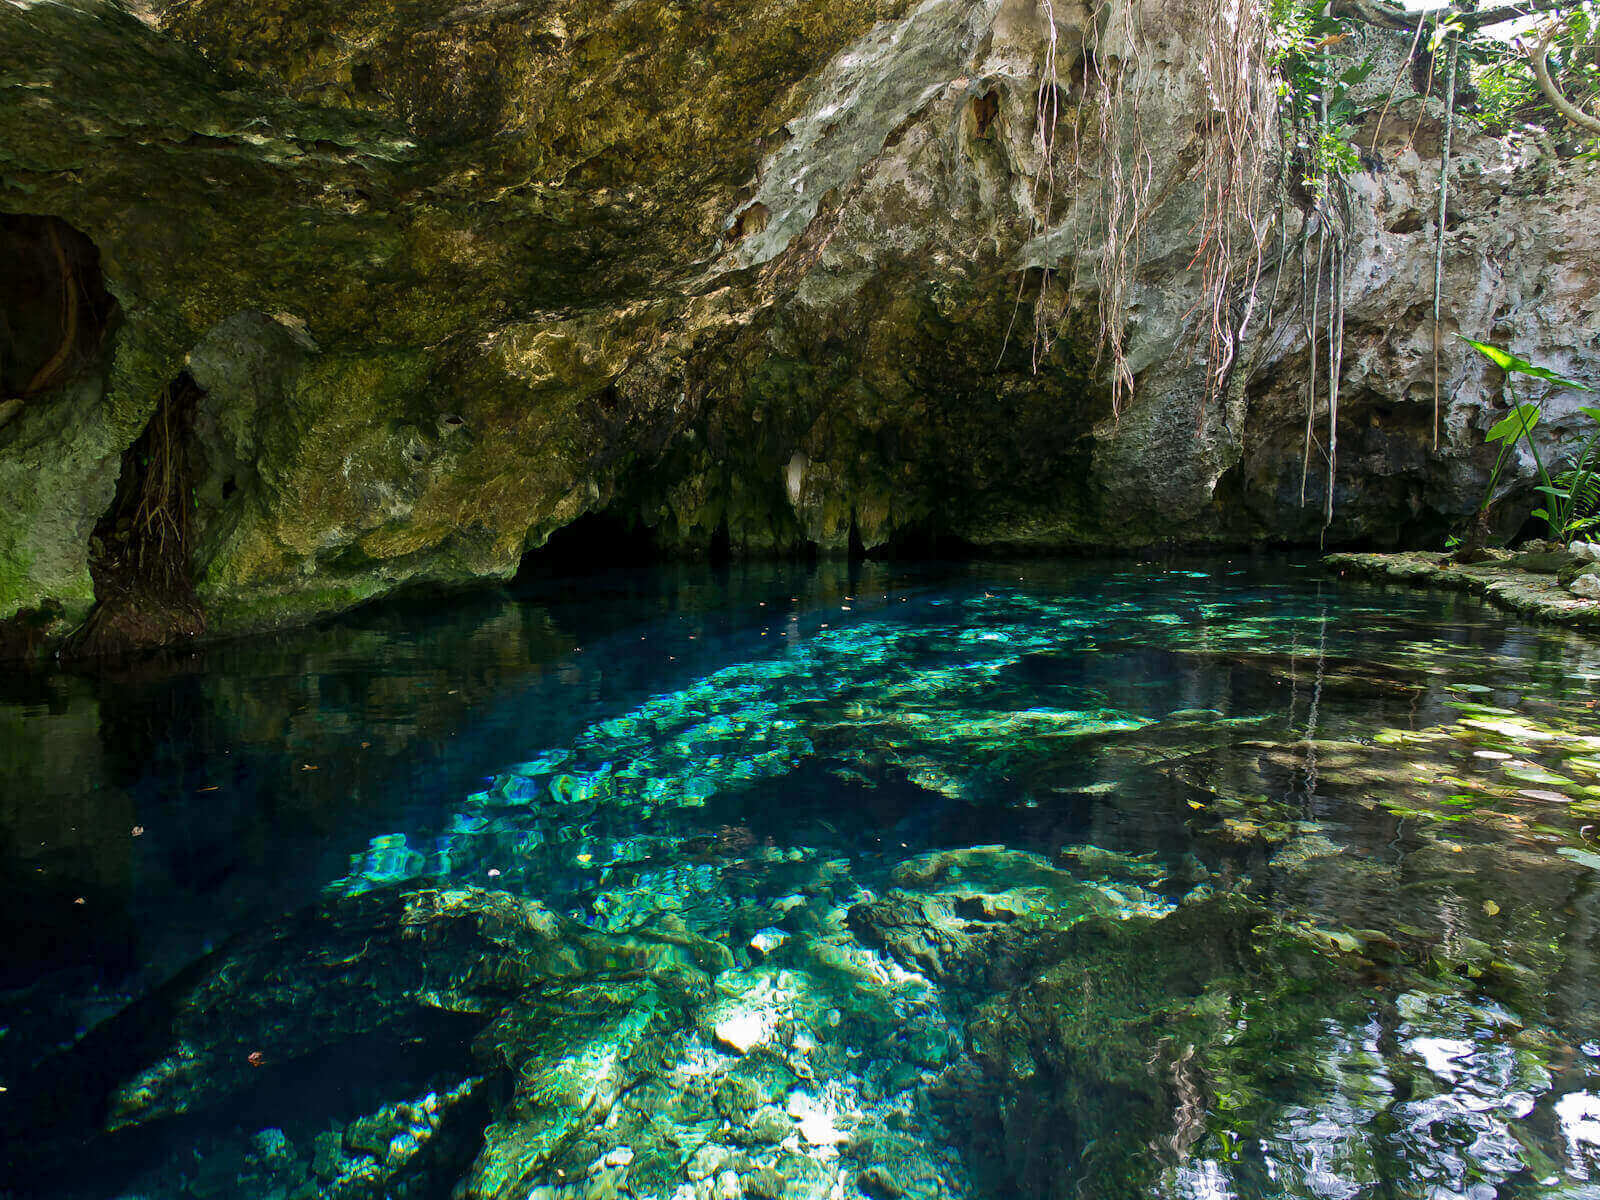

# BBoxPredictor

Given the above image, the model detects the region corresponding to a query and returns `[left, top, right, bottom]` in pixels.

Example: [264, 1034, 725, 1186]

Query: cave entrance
[68, 374, 206, 657]
[523, 508, 661, 575]
[0, 213, 119, 405]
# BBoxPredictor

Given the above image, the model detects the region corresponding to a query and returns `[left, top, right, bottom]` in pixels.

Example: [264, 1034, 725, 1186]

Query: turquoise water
[4, 557, 1600, 1199]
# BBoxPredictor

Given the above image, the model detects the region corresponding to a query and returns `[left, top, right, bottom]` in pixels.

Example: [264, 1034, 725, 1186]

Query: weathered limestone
[2, 0, 1596, 649]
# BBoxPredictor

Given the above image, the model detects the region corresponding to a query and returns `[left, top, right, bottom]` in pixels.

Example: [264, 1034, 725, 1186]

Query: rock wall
[1, 0, 1596, 649]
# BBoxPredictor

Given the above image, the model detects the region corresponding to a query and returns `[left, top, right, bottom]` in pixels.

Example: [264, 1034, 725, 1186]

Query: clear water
[4, 556, 1600, 1200]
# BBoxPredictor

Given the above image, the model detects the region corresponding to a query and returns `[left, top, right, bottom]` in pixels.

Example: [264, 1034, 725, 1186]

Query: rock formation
[2, 0, 1596, 650]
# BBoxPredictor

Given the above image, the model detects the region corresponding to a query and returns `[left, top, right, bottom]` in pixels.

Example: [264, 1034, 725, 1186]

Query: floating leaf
[1516, 788, 1574, 804]
[1503, 765, 1571, 786]
[1558, 847, 1600, 872]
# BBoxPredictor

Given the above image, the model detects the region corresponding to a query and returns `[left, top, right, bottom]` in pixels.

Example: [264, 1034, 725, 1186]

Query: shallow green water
[4, 557, 1600, 1199]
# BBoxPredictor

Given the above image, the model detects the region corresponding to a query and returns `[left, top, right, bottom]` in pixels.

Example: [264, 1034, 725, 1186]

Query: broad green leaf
[1339, 56, 1376, 86]
[1487, 404, 1543, 443]
[1460, 336, 1593, 390]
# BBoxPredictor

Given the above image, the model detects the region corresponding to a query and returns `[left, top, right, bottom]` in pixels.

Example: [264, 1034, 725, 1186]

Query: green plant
[1534, 419, 1600, 539]
[1472, 53, 1537, 133]
[1460, 336, 1596, 544]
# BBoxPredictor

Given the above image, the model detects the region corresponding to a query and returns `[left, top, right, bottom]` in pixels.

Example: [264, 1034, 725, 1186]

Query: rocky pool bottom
[4, 557, 1600, 1200]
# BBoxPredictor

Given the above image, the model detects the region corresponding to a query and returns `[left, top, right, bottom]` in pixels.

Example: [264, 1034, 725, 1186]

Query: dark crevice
[0, 213, 120, 402]
[725, 201, 771, 245]
[66, 374, 206, 659]
[971, 89, 1000, 138]
[848, 516, 867, 562]
[708, 517, 733, 566]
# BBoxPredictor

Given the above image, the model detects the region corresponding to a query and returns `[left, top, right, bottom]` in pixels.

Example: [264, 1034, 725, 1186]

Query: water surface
[4, 557, 1600, 1199]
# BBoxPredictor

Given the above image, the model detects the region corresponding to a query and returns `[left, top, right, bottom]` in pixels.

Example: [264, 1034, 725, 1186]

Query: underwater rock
[849, 845, 1171, 993]
[961, 896, 1369, 1200]
[289, 1078, 494, 1200]
[0, 885, 728, 1192]
[846, 1123, 963, 1200]
[713, 1010, 773, 1055]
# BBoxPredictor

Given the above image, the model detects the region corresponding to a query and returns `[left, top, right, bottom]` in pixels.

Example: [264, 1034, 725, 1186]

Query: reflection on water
[3, 556, 1600, 1200]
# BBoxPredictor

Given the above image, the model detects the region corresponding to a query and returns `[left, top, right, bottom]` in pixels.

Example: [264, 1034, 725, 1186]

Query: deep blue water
[4, 556, 1600, 1199]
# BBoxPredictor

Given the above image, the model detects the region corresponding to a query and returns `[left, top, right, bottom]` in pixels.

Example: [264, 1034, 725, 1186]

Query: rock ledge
[1326, 551, 1600, 630]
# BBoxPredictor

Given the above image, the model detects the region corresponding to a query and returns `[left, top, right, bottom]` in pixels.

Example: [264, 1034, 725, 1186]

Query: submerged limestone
[14, 866, 1596, 1199]
[12, 567, 1600, 1198]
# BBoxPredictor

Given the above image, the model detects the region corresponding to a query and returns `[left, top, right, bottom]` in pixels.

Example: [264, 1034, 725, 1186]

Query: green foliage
[1460, 336, 1597, 543]
[1485, 403, 1543, 444]
[1471, 54, 1537, 134]
[1461, 336, 1592, 391]
[1461, 3, 1600, 150]
[1315, 122, 1363, 183]
[1273, 0, 1373, 197]
[1532, 412, 1600, 540]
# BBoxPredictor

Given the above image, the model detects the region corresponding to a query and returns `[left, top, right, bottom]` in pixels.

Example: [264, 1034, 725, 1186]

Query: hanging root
[1062, 0, 1156, 417]
[1193, 0, 1280, 414]
[22, 221, 80, 397]
[68, 375, 205, 657]
[1369, 11, 1429, 156]
[1431, 34, 1458, 451]
[999, 0, 1068, 372]
[1326, 223, 1346, 532]
[128, 378, 197, 596]
[1301, 222, 1326, 506]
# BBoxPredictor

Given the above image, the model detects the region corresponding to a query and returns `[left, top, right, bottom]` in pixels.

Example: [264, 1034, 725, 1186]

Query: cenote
[3, 556, 1600, 1200]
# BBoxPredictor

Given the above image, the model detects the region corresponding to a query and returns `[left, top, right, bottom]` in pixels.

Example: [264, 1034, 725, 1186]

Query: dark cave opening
[68, 374, 207, 658]
[0, 213, 120, 403]
[529, 508, 662, 572]
[517, 504, 983, 584]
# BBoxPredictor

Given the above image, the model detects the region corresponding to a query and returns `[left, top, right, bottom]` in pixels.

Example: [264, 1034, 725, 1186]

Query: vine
[1194, 0, 1283, 407]
[1008, 0, 1594, 522]
[1432, 30, 1459, 450]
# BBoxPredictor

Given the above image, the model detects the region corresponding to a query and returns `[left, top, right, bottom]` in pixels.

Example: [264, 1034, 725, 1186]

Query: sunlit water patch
[4, 557, 1600, 1200]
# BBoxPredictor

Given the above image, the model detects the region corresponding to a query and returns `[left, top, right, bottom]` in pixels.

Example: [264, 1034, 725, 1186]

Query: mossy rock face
[4, 0, 1597, 648]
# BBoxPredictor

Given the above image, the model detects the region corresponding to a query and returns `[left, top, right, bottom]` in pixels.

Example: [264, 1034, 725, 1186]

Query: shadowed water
[3, 556, 1600, 1199]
